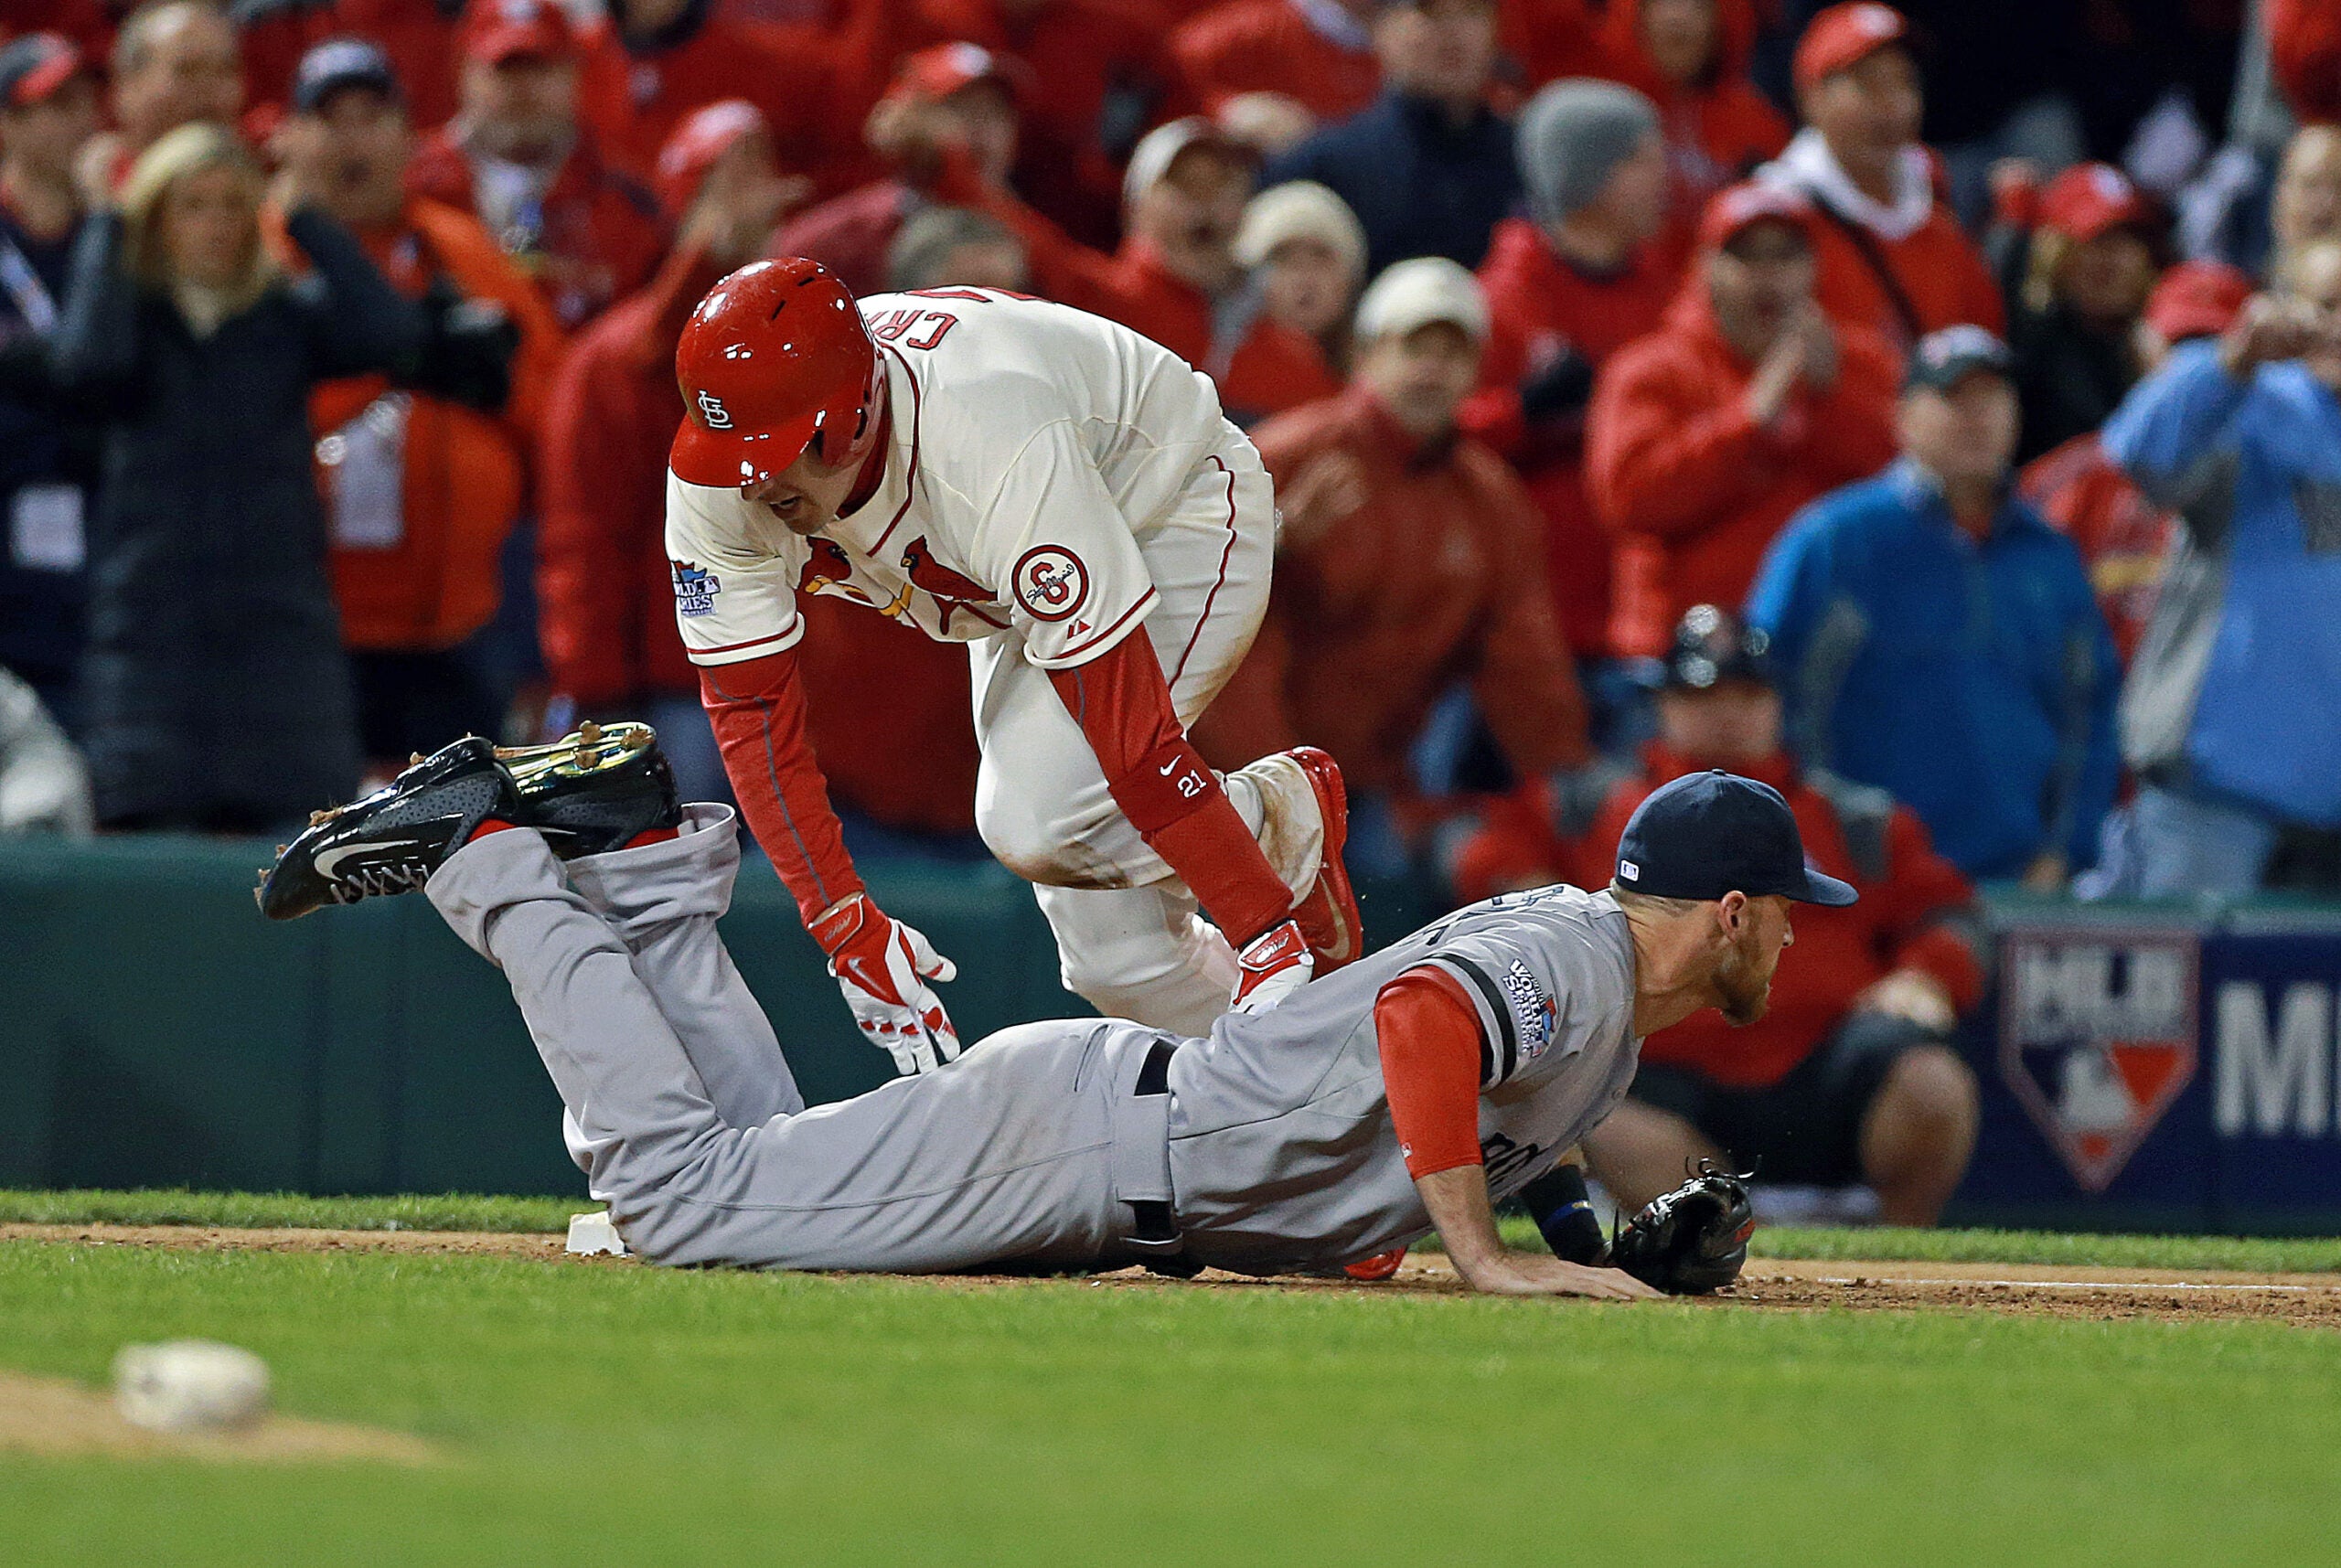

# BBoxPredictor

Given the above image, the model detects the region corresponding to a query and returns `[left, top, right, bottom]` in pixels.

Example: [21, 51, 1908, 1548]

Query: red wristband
[1110, 735, 1220, 834]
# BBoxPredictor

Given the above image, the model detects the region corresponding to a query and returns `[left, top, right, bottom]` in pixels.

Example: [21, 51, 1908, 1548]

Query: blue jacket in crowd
[1262, 91, 1522, 277]
[2100, 339, 2341, 827]
[1747, 459, 2122, 880]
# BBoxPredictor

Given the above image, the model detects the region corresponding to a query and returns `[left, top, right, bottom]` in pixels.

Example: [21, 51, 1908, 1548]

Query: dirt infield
[10, 1222, 2341, 1327]
[0, 1368, 442, 1465]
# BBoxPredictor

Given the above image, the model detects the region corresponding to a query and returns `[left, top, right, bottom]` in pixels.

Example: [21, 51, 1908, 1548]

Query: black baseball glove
[1609, 1163, 1756, 1296]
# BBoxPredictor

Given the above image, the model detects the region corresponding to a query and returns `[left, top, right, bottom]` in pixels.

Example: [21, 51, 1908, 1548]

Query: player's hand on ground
[1232, 920, 1314, 1015]
[1459, 1252, 1663, 1301]
[809, 893, 961, 1075]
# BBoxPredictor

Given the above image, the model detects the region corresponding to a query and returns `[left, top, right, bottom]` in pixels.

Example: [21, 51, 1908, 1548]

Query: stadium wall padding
[6, 836, 2341, 1233]
[0, 834, 1432, 1200]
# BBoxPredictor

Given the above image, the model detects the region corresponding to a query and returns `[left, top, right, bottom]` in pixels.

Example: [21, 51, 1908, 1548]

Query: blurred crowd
[5, 0, 2341, 1200]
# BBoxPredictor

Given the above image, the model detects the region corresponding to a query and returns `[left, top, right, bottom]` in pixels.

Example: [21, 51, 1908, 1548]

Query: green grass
[12, 1189, 2341, 1273]
[0, 1188, 576, 1233]
[3, 1240, 2339, 1567]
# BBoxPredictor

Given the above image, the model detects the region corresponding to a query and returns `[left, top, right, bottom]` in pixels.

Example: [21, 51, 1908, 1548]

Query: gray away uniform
[428, 805, 1643, 1274]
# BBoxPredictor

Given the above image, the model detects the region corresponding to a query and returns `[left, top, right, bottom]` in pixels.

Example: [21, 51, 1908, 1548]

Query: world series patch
[1503, 960, 1557, 1061]
[670, 559, 722, 617]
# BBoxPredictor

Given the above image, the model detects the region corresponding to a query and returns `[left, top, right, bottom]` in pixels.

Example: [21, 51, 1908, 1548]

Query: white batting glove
[1232, 919, 1314, 1016]
[808, 893, 962, 1074]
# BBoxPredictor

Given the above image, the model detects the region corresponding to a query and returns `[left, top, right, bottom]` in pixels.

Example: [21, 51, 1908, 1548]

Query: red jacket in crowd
[1758, 132, 2004, 348]
[407, 126, 666, 330]
[769, 180, 919, 297]
[3, 0, 112, 61]
[299, 196, 568, 653]
[2269, 0, 2341, 124]
[1600, 0, 1790, 222]
[1587, 286, 1900, 656]
[1464, 743, 1983, 1089]
[576, 8, 879, 197]
[906, 0, 1185, 245]
[538, 244, 980, 831]
[243, 0, 465, 131]
[1170, 0, 1382, 123]
[1497, 0, 1613, 96]
[975, 177, 1339, 423]
[1193, 385, 1588, 795]
[2017, 432, 2175, 665]
[538, 246, 719, 711]
[1461, 216, 1686, 658]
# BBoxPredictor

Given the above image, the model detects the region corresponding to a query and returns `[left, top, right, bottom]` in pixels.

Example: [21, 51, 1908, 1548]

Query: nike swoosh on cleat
[313, 839, 427, 879]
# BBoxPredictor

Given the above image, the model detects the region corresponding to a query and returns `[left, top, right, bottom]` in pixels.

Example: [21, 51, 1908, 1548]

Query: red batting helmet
[670, 258, 882, 490]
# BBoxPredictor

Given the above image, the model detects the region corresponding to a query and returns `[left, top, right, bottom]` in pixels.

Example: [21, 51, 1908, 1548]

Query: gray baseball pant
[426, 805, 1181, 1273]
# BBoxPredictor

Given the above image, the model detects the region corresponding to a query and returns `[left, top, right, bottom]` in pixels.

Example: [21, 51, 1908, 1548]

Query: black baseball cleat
[257, 736, 521, 919]
[498, 720, 680, 855]
[256, 722, 679, 920]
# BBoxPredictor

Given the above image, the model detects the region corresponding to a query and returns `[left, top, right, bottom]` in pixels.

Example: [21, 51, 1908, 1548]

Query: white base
[565, 1211, 628, 1256]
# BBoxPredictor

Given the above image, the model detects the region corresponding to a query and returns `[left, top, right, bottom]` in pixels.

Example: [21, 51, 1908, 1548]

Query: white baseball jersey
[664, 288, 1252, 672]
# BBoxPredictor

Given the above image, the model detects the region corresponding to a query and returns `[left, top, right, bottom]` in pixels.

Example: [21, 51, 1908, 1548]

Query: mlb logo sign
[2001, 927, 2199, 1192]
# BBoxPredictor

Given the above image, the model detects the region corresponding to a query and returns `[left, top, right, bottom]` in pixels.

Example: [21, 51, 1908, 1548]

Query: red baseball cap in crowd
[886, 41, 1024, 106]
[1793, 2, 1909, 93]
[2037, 163, 2150, 243]
[1697, 181, 1814, 253]
[459, 0, 579, 65]
[0, 32, 92, 110]
[656, 99, 769, 221]
[2143, 260, 2253, 344]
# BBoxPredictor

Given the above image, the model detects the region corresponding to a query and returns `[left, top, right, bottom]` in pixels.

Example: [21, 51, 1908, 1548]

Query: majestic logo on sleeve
[1503, 960, 1558, 1061]
[695, 390, 732, 429]
[669, 559, 721, 616]
[1011, 546, 1090, 624]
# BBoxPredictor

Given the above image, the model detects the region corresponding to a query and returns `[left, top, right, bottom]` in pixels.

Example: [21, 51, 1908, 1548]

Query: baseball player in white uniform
[268, 737, 1847, 1296]
[660, 260, 1359, 1071]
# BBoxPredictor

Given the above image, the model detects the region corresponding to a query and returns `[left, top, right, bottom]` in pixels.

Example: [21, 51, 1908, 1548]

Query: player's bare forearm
[1414, 1166, 1659, 1300]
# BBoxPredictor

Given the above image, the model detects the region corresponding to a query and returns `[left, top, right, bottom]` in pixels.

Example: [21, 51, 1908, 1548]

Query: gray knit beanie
[1516, 79, 1662, 225]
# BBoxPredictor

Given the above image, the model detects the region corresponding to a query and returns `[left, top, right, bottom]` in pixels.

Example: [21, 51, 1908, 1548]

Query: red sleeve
[700, 649, 866, 926]
[1376, 966, 1488, 1179]
[1049, 626, 1295, 946]
[1586, 348, 1775, 539]
[1869, 806, 1986, 1013]
[536, 332, 640, 706]
[1443, 781, 1565, 907]
[932, 147, 1130, 320]
[2271, 0, 2341, 123]
[1469, 462, 1591, 775]
[1796, 330, 1903, 484]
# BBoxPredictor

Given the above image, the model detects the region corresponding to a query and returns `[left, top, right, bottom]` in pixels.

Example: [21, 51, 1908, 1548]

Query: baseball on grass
[112, 1340, 273, 1433]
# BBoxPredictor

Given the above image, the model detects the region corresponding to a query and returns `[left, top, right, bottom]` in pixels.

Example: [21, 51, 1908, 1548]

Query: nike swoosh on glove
[1232, 919, 1314, 1015]
[808, 892, 961, 1074]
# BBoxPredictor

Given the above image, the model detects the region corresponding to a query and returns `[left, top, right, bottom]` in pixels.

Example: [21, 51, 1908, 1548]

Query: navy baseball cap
[1614, 770, 1858, 906]
[1904, 323, 2013, 395]
[292, 37, 402, 113]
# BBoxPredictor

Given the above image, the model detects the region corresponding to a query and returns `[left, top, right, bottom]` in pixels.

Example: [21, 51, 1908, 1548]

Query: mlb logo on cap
[1615, 772, 1858, 906]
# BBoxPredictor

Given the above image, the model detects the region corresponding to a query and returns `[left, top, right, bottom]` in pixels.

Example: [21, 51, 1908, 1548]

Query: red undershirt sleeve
[1048, 626, 1295, 947]
[699, 648, 865, 927]
[1375, 965, 1489, 1180]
